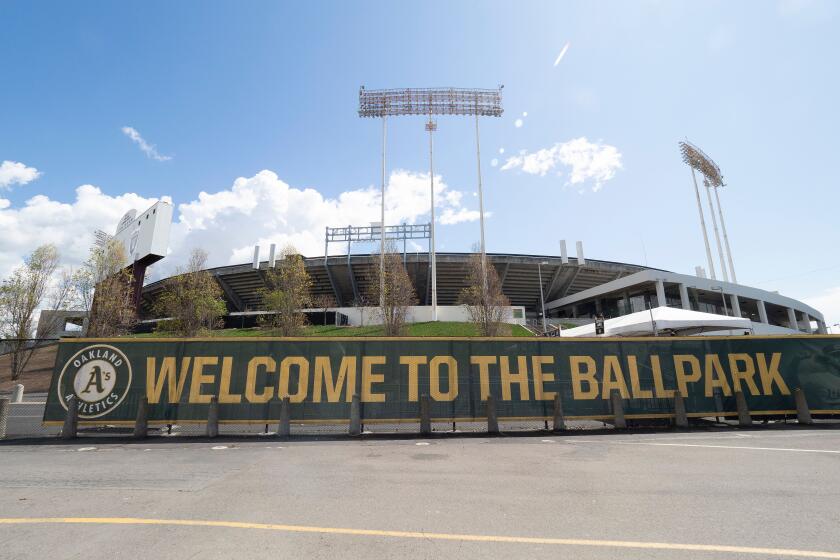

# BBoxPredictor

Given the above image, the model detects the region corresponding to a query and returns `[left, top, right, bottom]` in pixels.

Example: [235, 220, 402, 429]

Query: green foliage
[0, 244, 62, 380]
[260, 246, 312, 336]
[154, 249, 227, 337]
[367, 243, 418, 336]
[82, 239, 137, 338]
[458, 253, 511, 336]
[130, 322, 535, 338]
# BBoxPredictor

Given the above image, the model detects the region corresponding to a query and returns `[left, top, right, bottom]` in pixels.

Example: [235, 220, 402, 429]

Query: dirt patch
[0, 344, 58, 394]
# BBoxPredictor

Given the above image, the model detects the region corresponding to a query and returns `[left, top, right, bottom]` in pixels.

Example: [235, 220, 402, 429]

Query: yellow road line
[0, 517, 838, 558]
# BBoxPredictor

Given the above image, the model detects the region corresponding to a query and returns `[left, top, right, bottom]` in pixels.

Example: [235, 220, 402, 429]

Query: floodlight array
[679, 141, 724, 187]
[359, 87, 503, 118]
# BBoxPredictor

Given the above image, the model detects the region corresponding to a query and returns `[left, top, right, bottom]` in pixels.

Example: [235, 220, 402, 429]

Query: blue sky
[1, 0, 839, 324]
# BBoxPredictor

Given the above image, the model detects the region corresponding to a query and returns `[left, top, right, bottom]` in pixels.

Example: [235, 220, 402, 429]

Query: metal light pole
[690, 167, 716, 280]
[538, 261, 548, 333]
[380, 116, 387, 308]
[426, 117, 438, 321]
[475, 111, 488, 295]
[713, 184, 737, 283]
[704, 179, 728, 282]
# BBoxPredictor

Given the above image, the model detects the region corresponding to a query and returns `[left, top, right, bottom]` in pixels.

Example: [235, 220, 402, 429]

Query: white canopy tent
[560, 306, 752, 337]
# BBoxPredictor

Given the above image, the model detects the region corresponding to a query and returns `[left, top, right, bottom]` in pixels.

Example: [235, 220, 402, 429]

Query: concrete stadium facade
[139, 252, 826, 334]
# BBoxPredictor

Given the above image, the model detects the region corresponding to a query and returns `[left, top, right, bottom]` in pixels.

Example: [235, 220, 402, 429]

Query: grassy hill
[133, 321, 535, 338]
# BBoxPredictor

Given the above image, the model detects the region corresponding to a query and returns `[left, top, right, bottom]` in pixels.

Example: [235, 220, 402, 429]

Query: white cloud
[500, 137, 622, 191]
[121, 126, 172, 161]
[0, 186, 161, 280]
[803, 285, 840, 329]
[522, 111, 528, 117]
[173, 169, 479, 267]
[490, 158, 499, 167]
[514, 119, 524, 128]
[439, 208, 485, 225]
[0, 169, 481, 281]
[498, 148, 505, 154]
[0, 161, 41, 190]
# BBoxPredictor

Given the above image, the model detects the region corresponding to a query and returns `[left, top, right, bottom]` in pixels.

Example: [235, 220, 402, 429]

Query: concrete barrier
[206, 396, 219, 438]
[486, 395, 499, 435]
[610, 391, 626, 429]
[133, 397, 148, 439]
[794, 388, 813, 425]
[735, 390, 751, 427]
[278, 397, 291, 438]
[673, 391, 688, 428]
[419, 394, 431, 435]
[552, 394, 565, 432]
[61, 396, 78, 440]
[0, 398, 9, 440]
[349, 394, 361, 436]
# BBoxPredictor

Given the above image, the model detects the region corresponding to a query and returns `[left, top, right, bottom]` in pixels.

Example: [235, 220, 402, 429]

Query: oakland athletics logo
[57, 345, 133, 419]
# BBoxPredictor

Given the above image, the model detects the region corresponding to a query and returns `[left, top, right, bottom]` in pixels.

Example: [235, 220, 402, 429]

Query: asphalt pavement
[1, 426, 839, 559]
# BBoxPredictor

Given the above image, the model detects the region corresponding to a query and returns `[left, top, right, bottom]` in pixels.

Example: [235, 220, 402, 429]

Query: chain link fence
[0, 394, 612, 441]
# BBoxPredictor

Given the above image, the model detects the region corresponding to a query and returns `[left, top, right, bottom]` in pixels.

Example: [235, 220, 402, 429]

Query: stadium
[135, 243, 828, 336]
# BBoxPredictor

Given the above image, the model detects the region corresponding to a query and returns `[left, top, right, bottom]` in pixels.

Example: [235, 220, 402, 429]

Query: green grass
[131, 321, 534, 338]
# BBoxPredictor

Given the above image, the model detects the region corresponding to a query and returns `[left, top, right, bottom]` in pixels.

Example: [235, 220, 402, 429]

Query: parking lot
[2, 426, 839, 559]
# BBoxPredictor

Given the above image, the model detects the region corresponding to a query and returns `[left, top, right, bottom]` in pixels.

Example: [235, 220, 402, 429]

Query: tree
[458, 252, 511, 337]
[311, 293, 336, 326]
[260, 245, 312, 336]
[79, 238, 137, 338]
[368, 242, 417, 336]
[354, 295, 371, 327]
[0, 245, 65, 381]
[155, 249, 227, 337]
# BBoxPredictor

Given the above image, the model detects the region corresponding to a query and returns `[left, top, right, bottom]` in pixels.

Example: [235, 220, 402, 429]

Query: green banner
[43, 336, 840, 424]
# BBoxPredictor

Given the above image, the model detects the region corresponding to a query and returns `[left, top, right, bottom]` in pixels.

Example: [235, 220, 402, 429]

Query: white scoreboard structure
[113, 200, 173, 267]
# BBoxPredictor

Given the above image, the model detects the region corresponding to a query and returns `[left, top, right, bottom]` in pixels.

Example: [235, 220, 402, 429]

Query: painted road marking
[572, 440, 840, 454]
[0, 518, 838, 558]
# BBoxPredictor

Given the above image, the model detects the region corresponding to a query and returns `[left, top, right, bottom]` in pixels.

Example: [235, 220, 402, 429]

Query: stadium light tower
[713, 181, 737, 283]
[703, 176, 728, 282]
[426, 117, 438, 320]
[679, 140, 734, 282]
[359, 86, 503, 312]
